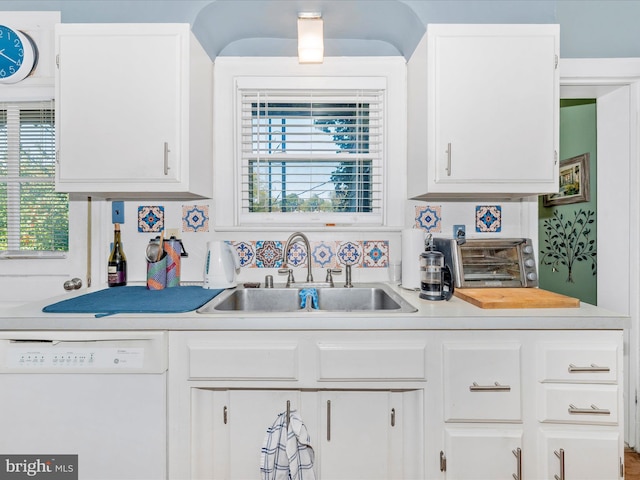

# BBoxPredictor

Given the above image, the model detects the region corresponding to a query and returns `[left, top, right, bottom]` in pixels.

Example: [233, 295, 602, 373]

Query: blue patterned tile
[285, 241, 308, 267]
[337, 241, 363, 266]
[255, 240, 283, 268]
[182, 205, 209, 232]
[475, 205, 502, 232]
[415, 205, 442, 232]
[138, 206, 164, 232]
[311, 241, 336, 268]
[233, 241, 255, 268]
[363, 240, 389, 267]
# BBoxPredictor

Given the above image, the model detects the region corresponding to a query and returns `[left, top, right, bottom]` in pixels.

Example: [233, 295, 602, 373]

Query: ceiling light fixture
[297, 12, 323, 63]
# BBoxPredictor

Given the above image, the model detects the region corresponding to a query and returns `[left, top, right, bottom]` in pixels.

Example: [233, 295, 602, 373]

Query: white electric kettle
[203, 241, 240, 289]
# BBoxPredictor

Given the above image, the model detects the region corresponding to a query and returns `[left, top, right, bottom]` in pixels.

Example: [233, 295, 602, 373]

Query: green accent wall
[538, 99, 597, 305]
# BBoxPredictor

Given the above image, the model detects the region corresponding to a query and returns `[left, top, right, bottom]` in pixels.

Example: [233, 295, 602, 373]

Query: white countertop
[0, 283, 629, 331]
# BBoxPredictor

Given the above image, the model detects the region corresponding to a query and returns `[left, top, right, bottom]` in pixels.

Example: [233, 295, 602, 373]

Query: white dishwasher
[0, 330, 167, 480]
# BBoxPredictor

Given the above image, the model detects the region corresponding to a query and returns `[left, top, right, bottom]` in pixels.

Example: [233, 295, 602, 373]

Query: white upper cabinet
[54, 24, 212, 198]
[407, 24, 560, 199]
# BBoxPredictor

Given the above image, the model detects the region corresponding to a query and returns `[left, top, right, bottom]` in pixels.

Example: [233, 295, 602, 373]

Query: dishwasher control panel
[6, 346, 145, 370]
[0, 332, 168, 374]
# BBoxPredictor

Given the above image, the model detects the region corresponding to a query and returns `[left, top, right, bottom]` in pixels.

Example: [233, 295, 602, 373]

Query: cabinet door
[56, 24, 181, 186]
[443, 427, 523, 480]
[427, 24, 559, 194]
[316, 390, 405, 480]
[192, 389, 303, 480]
[538, 428, 621, 479]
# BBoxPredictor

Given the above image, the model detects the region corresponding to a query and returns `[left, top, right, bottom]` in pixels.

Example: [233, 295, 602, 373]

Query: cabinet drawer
[443, 343, 521, 421]
[188, 343, 298, 380]
[538, 384, 618, 425]
[538, 343, 618, 383]
[317, 343, 426, 381]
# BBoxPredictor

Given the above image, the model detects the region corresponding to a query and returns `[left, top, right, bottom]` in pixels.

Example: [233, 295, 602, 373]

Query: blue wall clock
[0, 25, 38, 84]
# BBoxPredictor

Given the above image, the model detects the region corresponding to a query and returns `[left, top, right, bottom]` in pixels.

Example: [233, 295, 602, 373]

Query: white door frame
[559, 58, 640, 449]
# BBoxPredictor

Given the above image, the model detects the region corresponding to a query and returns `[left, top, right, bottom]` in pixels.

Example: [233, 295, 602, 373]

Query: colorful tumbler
[164, 237, 183, 288]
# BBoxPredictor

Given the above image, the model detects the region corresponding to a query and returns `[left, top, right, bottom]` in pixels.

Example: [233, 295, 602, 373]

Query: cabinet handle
[326, 400, 331, 442]
[286, 400, 291, 427]
[223, 405, 228, 424]
[512, 447, 522, 480]
[445, 142, 452, 176]
[439, 451, 447, 472]
[391, 408, 396, 427]
[568, 403, 610, 415]
[554, 448, 565, 480]
[568, 363, 610, 373]
[163, 142, 170, 175]
[469, 381, 511, 392]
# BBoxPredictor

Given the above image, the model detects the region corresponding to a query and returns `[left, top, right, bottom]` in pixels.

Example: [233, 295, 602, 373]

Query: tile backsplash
[109, 199, 530, 285]
[231, 239, 389, 270]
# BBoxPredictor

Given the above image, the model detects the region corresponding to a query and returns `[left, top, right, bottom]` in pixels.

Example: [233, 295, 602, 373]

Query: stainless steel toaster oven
[432, 237, 538, 288]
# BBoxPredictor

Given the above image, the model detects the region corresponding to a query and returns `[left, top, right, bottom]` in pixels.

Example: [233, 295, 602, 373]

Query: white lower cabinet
[168, 328, 623, 479]
[435, 330, 623, 479]
[190, 388, 420, 480]
[443, 426, 523, 479]
[168, 331, 426, 479]
[538, 428, 622, 479]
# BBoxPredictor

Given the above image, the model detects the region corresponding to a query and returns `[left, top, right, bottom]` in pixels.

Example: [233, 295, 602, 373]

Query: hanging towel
[260, 410, 316, 480]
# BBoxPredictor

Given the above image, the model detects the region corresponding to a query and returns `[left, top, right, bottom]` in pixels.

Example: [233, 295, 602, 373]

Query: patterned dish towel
[260, 410, 316, 480]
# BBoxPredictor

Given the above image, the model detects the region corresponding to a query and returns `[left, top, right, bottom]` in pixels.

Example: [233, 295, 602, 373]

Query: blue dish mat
[43, 286, 225, 317]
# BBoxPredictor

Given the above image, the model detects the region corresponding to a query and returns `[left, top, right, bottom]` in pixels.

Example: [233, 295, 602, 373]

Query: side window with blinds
[0, 102, 68, 258]
[238, 87, 384, 225]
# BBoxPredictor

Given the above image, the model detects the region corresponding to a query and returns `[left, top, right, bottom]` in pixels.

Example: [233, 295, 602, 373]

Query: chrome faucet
[279, 232, 313, 285]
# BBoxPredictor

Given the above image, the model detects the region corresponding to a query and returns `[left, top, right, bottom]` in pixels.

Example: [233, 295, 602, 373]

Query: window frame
[212, 56, 407, 231]
[0, 87, 86, 302]
[0, 100, 68, 258]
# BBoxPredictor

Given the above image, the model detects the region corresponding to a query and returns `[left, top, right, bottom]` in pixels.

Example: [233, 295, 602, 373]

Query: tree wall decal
[540, 208, 597, 283]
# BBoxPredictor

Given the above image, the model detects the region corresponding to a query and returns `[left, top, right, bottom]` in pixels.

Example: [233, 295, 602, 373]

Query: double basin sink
[197, 283, 417, 314]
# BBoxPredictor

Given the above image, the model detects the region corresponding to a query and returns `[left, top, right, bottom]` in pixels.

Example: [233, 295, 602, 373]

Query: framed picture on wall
[543, 153, 590, 207]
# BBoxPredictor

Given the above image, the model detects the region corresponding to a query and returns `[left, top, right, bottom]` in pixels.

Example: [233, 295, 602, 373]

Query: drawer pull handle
[568, 403, 610, 415]
[554, 448, 565, 480]
[568, 363, 610, 373]
[445, 142, 452, 176]
[470, 381, 511, 392]
[512, 447, 522, 480]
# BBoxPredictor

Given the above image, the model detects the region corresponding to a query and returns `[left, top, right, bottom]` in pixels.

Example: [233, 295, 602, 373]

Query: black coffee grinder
[419, 236, 454, 301]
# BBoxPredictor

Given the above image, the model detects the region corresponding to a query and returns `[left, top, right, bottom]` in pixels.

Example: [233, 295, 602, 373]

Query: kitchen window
[239, 87, 383, 224]
[213, 58, 406, 229]
[0, 101, 68, 258]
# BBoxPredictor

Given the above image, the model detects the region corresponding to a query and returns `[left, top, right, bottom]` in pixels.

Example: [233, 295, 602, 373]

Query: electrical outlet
[166, 228, 179, 238]
[453, 224, 466, 239]
[111, 201, 125, 224]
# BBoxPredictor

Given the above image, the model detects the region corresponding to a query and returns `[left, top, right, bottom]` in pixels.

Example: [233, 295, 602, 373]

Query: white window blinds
[0, 101, 68, 255]
[239, 88, 384, 224]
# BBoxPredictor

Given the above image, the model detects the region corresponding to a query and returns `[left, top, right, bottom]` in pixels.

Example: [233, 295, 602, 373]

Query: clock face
[0, 25, 37, 84]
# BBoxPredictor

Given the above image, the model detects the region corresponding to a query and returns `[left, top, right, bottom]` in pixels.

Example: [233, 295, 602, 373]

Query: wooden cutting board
[454, 288, 580, 309]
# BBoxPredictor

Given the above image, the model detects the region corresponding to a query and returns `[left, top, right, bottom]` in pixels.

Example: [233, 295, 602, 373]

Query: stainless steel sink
[197, 283, 417, 314]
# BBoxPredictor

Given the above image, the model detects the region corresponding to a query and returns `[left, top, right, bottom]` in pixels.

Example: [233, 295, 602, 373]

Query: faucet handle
[278, 268, 295, 287]
[325, 268, 342, 286]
